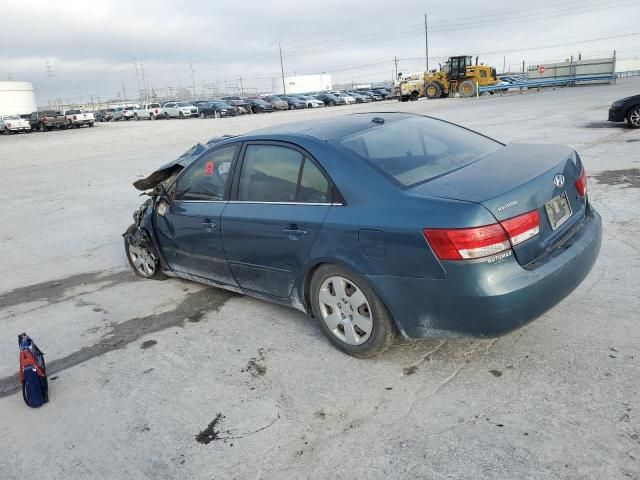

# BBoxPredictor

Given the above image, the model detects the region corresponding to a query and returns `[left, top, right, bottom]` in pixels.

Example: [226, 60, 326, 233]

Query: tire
[409, 91, 420, 101]
[124, 230, 166, 280]
[214, 110, 220, 119]
[89, 122, 94, 127]
[329, 101, 335, 107]
[134, 114, 139, 121]
[199, 112, 206, 119]
[310, 264, 395, 358]
[627, 106, 640, 129]
[149, 114, 155, 121]
[178, 111, 184, 119]
[440, 92, 449, 98]
[39, 123, 46, 132]
[425, 82, 442, 99]
[459, 80, 476, 98]
[164, 112, 170, 120]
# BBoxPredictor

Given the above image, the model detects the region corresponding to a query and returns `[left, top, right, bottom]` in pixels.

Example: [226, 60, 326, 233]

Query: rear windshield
[66, 109, 81, 114]
[339, 117, 502, 187]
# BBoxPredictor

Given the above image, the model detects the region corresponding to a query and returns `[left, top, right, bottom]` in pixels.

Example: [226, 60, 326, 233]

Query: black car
[608, 94, 640, 128]
[346, 91, 371, 103]
[245, 98, 274, 113]
[194, 101, 238, 118]
[371, 88, 391, 99]
[280, 96, 307, 110]
[315, 92, 345, 106]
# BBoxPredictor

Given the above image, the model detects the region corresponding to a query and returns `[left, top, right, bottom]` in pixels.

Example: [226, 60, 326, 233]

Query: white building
[271, 74, 332, 95]
[0, 81, 37, 115]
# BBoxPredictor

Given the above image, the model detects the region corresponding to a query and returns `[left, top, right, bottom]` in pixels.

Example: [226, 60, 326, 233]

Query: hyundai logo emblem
[553, 174, 565, 188]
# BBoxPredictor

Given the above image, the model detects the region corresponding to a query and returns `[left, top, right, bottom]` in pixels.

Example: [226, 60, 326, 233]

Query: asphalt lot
[1, 79, 639, 480]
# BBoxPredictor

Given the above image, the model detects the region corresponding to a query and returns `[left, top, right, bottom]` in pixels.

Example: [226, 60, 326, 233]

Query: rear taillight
[575, 168, 587, 197]
[500, 210, 539, 246]
[424, 209, 540, 261]
[423, 224, 510, 260]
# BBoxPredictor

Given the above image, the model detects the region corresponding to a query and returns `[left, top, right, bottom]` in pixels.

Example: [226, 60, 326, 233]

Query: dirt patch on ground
[195, 413, 225, 444]
[592, 169, 640, 188]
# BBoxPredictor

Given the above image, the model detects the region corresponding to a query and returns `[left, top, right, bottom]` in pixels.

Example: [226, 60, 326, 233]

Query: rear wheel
[39, 123, 46, 132]
[627, 106, 640, 129]
[164, 112, 170, 119]
[214, 110, 221, 118]
[199, 112, 206, 119]
[459, 80, 476, 98]
[149, 113, 155, 120]
[310, 264, 395, 357]
[179, 111, 184, 119]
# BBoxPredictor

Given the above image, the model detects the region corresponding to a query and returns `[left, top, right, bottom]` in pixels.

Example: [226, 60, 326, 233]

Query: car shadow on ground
[582, 121, 631, 129]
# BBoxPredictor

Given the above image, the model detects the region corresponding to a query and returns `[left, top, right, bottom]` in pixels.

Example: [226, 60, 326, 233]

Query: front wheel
[627, 106, 640, 129]
[310, 264, 395, 357]
[199, 112, 206, 119]
[124, 233, 165, 280]
[164, 112, 170, 119]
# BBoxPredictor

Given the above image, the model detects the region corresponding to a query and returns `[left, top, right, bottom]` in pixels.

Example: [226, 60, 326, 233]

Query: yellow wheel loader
[400, 56, 499, 101]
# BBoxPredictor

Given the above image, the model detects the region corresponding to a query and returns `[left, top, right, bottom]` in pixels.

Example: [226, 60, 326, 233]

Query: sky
[0, 0, 638, 105]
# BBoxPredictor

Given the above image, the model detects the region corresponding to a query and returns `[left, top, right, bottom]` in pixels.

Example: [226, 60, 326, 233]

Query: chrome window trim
[172, 200, 343, 206]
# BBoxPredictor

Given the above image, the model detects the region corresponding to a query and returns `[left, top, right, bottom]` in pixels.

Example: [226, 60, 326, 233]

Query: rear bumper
[367, 205, 602, 339]
[608, 107, 625, 122]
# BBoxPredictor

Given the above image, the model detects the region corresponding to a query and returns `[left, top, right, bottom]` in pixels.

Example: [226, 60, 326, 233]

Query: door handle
[283, 225, 307, 237]
[201, 221, 217, 229]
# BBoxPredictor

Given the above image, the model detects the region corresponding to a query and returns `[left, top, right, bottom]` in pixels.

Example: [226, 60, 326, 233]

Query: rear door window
[339, 117, 502, 187]
[237, 144, 331, 203]
[174, 145, 238, 201]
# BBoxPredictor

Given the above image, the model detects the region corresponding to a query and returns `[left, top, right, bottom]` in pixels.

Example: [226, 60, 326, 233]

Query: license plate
[545, 192, 572, 230]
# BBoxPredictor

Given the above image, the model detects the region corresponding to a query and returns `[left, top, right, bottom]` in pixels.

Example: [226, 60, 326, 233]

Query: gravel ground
[1, 79, 639, 480]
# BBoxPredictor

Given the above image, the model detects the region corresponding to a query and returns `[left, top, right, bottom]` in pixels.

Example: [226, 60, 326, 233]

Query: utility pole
[90, 96, 95, 110]
[394, 56, 398, 81]
[239, 76, 244, 96]
[45, 61, 57, 109]
[424, 14, 429, 72]
[279, 42, 286, 95]
[190, 63, 197, 99]
[140, 60, 148, 101]
[503, 56, 506, 74]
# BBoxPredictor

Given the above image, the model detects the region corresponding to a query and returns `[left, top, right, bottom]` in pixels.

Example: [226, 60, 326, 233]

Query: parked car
[63, 109, 95, 128]
[296, 95, 325, 108]
[134, 103, 163, 120]
[193, 101, 238, 118]
[371, 88, 391, 99]
[245, 98, 275, 113]
[315, 92, 345, 106]
[226, 99, 252, 115]
[357, 90, 383, 101]
[608, 94, 640, 128]
[29, 110, 67, 131]
[95, 109, 115, 122]
[331, 92, 356, 104]
[0, 115, 31, 134]
[162, 101, 198, 119]
[280, 96, 307, 110]
[345, 91, 371, 103]
[123, 112, 602, 357]
[261, 95, 289, 111]
[112, 106, 136, 121]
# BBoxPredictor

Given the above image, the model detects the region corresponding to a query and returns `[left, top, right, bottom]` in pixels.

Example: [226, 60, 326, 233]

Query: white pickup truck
[0, 115, 31, 134]
[63, 109, 95, 128]
[134, 103, 163, 120]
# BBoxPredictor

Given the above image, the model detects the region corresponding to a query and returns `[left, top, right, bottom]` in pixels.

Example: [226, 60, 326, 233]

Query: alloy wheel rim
[631, 109, 640, 126]
[318, 276, 373, 345]
[128, 244, 157, 276]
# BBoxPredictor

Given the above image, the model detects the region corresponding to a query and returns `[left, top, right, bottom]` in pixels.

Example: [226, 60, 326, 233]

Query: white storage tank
[271, 74, 332, 95]
[0, 81, 37, 116]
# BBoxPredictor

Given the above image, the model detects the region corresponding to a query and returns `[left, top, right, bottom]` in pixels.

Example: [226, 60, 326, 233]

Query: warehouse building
[271, 74, 332, 95]
[0, 81, 37, 115]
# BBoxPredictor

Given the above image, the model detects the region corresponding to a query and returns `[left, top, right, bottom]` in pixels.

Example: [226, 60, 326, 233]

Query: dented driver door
[153, 144, 240, 287]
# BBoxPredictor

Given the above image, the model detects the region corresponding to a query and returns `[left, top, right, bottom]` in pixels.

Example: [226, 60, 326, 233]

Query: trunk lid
[410, 143, 587, 266]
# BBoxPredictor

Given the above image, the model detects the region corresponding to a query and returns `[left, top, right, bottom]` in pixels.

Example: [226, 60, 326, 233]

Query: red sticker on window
[204, 161, 214, 176]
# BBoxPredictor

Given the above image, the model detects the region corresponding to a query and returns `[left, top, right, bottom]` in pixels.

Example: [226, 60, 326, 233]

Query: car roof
[244, 112, 417, 141]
